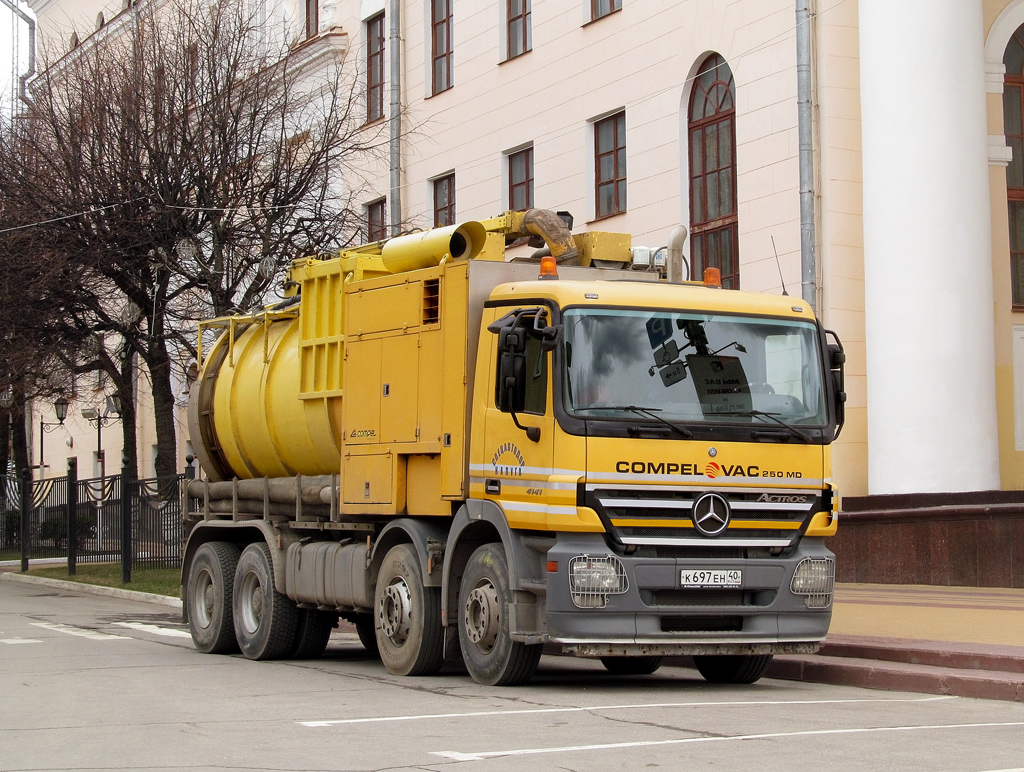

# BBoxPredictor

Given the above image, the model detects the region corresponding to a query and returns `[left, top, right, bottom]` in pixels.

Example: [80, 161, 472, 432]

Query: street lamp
[37, 396, 70, 477]
[82, 394, 122, 482]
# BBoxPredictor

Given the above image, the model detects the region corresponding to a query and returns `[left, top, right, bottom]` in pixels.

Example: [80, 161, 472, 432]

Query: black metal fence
[0, 469, 186, 576]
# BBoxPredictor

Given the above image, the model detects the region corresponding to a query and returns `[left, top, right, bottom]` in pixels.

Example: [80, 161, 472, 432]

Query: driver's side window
[521, 333, 547, 415]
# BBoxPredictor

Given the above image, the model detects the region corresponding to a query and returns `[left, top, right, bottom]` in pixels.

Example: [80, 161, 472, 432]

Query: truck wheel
[600, 656, 664, 675]
[353, 613, 380, 658]
[233, 542, 299, 660]
[458, 543, 541, 686]
[693, 654, 774, 684]
[290, 609, 337, 659]
[186, 541, 240, 654]
[374, 544, 443, 676]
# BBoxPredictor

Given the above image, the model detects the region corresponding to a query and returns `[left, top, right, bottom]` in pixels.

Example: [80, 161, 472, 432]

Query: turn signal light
[539, 255, 559, 280]
[703, 267, 722, 288]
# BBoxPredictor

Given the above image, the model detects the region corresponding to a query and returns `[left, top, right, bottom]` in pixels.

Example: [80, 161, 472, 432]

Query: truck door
[479, 307, 559, 530]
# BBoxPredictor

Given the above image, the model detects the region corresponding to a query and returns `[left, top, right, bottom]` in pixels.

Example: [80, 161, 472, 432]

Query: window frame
[305, 0, 318, 40]
[431, 0, 453, 95]
[506, 0, 532, 60]
[591, 0, 621, 22]
[433, 173, 456, 227]
[594, 111, 626, 220]
[367, 198, 387, 242]
[1004, 28, 1024, 309]
[366, 12, 386, 124]
[508, 146, 534, 212]
[688, 54, 739, 289]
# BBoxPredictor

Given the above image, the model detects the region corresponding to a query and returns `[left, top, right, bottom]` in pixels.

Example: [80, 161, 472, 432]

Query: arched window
[1004, 25, 1024, 308]
[688, 54, 738, 288]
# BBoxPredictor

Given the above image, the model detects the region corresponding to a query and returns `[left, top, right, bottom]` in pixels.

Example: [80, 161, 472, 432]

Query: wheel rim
[192, 567, 214, 629]
[238, 570, 264, 635]
[379, 577, 412, 645]
[463, 579, 500, 653]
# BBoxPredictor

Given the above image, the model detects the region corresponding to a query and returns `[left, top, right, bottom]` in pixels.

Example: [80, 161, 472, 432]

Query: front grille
[586, 484, 819, 549]
[661, 615, 742, 633]
[650, 589, 744, 606]
[648, 589, 776, 608]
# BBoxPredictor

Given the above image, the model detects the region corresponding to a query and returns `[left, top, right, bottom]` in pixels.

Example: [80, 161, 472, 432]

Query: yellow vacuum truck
[182, 208, 845, 685]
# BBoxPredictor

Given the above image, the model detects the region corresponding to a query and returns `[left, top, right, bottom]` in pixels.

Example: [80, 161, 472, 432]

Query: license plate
[680, 569, 742, 588]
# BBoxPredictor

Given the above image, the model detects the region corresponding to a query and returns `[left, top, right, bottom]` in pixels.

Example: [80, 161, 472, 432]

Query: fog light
[791, 557, 835, 608]
[568, 555, 627, 609]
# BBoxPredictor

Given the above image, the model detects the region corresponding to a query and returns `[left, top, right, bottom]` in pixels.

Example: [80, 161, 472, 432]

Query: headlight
[568, 555, 628, 608]
[791, 557, 835, 608]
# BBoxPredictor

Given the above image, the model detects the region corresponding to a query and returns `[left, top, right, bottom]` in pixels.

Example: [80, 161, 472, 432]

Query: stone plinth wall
[827, 492, 1024, 588]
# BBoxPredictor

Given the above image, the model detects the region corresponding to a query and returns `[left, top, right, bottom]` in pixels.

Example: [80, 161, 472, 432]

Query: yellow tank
[188, 221, 488, 482]
[188, 312, 343, 481]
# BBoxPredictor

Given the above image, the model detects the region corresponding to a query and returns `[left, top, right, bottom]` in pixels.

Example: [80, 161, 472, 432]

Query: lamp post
[82, 394, 122, 483]
[82, 394, 122, 552]
[37, 396, 70, 478]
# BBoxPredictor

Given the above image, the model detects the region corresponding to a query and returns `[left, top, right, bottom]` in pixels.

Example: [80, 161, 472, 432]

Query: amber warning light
[539, 255, 559, 280]
[703, 267, 722, 288]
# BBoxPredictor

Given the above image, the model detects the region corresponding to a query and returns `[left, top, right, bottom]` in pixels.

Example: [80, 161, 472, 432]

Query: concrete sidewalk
[769, 583, 1024, 701]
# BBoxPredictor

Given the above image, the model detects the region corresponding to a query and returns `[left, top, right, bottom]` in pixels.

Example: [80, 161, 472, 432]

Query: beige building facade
[24, 0, 1024, 500]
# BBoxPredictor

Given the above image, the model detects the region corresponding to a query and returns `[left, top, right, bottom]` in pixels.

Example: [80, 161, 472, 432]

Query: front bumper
[543, 533, 833, 655]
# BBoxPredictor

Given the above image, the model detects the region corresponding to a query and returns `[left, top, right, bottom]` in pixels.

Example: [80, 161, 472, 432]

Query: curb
[0, 571, 183, 611]
[769, 653, 1024, 702]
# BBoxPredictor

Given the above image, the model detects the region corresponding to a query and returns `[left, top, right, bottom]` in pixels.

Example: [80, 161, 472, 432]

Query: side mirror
[495, 327, 527, 414]
[825, 330, 846, 438]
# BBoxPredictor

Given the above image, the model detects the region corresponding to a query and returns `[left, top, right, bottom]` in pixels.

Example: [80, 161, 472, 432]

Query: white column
[859, 0, 1000, 493]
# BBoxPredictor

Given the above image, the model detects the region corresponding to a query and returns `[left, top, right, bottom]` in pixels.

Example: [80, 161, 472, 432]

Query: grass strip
[27, 564, 180, 597]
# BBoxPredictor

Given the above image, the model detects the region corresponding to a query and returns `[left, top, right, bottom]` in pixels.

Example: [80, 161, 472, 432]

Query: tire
[290, 609, 337, 659]
[600, 656, 664, 676]
[353, 613, 380, 658]
[232, 542, 300, 660]
[374, 544, 444, 676]
[458, 543, 541, 686]
[186, 541, 241, 654]
[693, 654, 774, 684]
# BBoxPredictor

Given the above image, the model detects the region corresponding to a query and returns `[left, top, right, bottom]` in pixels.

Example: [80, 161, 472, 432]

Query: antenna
[771, 236, 789, 296]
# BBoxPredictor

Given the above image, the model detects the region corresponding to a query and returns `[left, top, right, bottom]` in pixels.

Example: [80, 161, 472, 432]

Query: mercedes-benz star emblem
[691, 492, 731, 537]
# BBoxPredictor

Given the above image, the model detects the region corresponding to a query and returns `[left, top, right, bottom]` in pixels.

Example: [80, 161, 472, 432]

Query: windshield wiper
[711, 409, 812, 443]
[581, 405, 693, 439]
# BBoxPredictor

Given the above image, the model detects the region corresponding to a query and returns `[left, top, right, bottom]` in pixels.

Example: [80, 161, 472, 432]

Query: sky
[0, 0, 34, 121]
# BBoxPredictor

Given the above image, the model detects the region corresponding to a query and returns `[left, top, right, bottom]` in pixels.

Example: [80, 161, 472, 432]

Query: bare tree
[0, 0, 388, 478]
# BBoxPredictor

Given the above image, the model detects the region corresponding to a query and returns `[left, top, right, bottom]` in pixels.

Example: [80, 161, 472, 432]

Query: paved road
[2, 579, 1023, 772]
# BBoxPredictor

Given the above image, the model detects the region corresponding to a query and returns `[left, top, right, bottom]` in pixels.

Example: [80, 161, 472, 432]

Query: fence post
[67, 458, 78, 576]
[120, 461, 132, 584]
[19, 468, 30, 572]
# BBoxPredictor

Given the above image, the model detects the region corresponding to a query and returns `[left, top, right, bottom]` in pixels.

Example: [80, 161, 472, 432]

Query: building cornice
[26, 0, 58, 14]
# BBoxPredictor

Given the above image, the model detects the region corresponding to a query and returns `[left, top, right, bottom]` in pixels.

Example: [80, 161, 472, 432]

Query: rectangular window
[367, 198, 387, 242]
[366, 13, 385, 123]
[507, 0, 531, 59]
[591, 0, 621, 21]
[434, 174, 456, 226]
[305, 0, 318, 39]
[431, 0, 453, 94]
[594, 111, 626, 218]
[508, 147, 534, 211]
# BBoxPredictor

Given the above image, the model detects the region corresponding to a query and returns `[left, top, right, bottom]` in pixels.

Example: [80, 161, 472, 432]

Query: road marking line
[431, 721, 1024, 761]
[1, 638, 43, 644]
[113, 622, 192, 639]
[30, 622, 129, 640]
[298, 695, 953, 727]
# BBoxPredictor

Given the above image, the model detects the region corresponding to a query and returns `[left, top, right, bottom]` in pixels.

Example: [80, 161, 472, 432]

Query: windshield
[563, 308, 827, 427]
